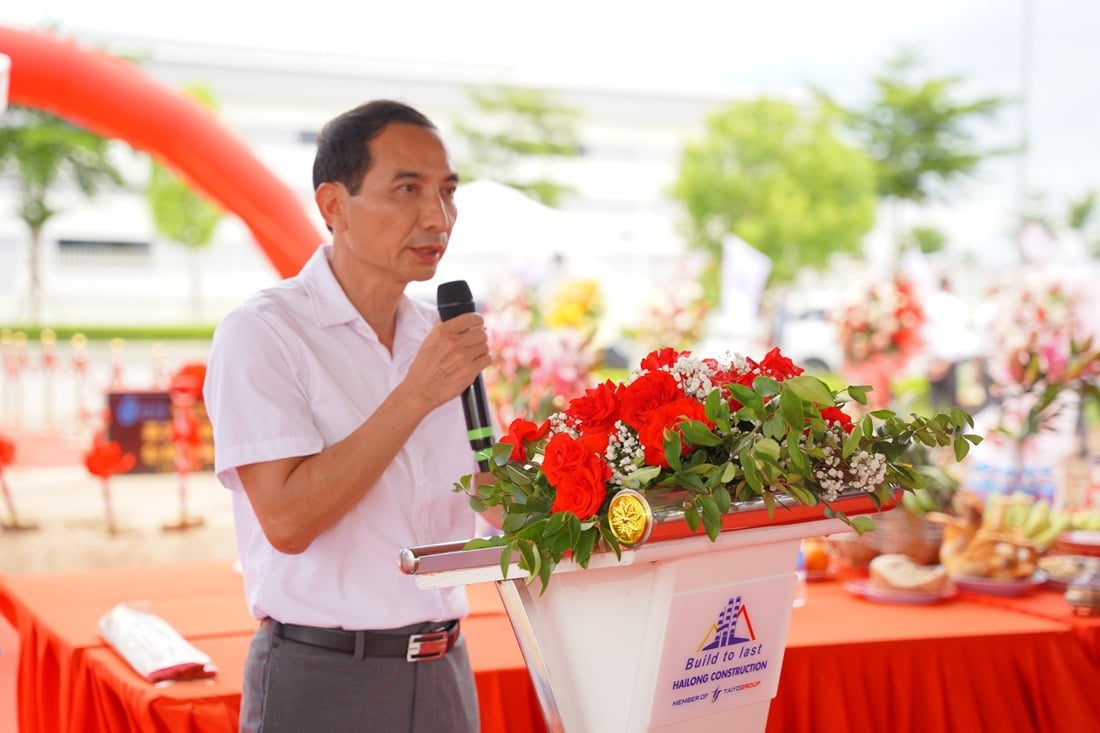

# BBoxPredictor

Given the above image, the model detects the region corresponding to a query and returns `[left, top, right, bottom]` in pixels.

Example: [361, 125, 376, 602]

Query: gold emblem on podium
[607, 489, 653, 547]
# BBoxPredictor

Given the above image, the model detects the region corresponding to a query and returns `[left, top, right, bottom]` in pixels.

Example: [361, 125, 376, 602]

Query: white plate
[845, 578, 957, 605]
[952, 571, 1048, 597]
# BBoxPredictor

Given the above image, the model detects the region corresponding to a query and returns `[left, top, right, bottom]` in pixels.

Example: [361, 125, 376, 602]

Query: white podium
[401, 491, 893, 733]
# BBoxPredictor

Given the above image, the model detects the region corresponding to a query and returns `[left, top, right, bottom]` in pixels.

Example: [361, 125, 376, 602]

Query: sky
[3, 0, 1099, 261]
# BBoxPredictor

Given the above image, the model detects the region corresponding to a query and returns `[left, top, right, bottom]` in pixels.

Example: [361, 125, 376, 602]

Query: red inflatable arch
[0, 26, 321, 278]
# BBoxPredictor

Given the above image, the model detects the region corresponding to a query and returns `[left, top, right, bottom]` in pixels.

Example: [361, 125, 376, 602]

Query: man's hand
[405, 313, 492, 411]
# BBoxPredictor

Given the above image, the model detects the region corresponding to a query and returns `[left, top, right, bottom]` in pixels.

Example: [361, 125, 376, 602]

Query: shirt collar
[300, 245, 436, 343]
[300, 244, 362, 329]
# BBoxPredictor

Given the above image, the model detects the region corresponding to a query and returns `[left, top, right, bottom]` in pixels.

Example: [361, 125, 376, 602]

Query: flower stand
[402, 491, 890, 733]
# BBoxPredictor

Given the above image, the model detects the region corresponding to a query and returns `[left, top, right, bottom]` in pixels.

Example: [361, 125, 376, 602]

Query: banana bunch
[991, 492, 1071, 551]
[1069, 507, 1100, 532]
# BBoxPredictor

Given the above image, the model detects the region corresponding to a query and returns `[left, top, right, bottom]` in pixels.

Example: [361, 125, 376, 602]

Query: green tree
[1067, 190, 1099, 257]
[825, 50, 1013, 248]
[671, 97, 877, 292]
[145, 85, 223, 322]
[453, 86, 582, 207]
[0, 106, 125, 325]
[901, 225, 948, 255]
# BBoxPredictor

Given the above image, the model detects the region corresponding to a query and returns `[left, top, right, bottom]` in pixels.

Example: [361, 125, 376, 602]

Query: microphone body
[437, 280, 494, 472]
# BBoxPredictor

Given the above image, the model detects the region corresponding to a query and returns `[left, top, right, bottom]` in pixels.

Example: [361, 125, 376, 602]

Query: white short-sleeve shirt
[203, 245, 478, 630]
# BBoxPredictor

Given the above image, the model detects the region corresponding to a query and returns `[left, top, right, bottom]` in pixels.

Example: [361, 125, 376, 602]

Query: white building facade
[0, 34, 734, 332]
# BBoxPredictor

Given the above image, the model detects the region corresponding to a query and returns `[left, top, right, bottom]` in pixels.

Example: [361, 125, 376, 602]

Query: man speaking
[204, 99, 490, 732]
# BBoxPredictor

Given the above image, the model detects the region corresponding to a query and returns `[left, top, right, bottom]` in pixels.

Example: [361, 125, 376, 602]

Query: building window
[56, 239, 151, 268]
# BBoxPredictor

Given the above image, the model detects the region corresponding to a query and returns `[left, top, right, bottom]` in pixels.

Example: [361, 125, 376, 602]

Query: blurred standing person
[204, 100, 490, 733]
[923, 275, 973, 411]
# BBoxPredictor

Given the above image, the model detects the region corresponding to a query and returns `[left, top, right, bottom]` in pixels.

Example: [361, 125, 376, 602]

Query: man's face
[330, 122, 459, 285]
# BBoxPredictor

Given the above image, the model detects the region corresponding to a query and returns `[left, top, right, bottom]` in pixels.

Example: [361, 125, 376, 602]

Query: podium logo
[701, 596, 755, 650]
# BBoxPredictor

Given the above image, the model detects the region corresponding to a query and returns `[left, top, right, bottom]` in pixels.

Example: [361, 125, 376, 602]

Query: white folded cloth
[98, 603, 217, 683]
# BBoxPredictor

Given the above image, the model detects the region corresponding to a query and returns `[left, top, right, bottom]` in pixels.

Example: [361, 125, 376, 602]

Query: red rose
[754, 347, 804, 381]
[500, 418, 550, 462]
[565, 380, 621, 436]
[542, 433, 609, 520]
[639, 347, 686, 372]
[818, 406, 855, 433]
[636, 398, 710, 468]
[619, 370, 682, 432]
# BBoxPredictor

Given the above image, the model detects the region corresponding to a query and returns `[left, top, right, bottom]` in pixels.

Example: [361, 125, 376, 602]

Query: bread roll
[869, 554, 949, 594]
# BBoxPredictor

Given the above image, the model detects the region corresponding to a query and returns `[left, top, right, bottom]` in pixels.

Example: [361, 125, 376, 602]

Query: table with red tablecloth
[955, 585, 1100, 665]
[0, 562, 542, 733]
[4, 564, 1100, 733]
[767, 581, 1100, 733]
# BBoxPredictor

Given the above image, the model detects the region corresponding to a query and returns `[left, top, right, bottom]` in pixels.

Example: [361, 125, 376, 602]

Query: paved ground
[2, 454, 237, 576]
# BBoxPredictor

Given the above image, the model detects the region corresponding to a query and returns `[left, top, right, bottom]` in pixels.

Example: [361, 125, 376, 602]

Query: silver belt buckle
[406, 630, 449, 662]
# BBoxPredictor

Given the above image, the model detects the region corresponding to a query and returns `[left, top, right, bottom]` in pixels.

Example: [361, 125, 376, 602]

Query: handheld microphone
[436, 280, 494, 472]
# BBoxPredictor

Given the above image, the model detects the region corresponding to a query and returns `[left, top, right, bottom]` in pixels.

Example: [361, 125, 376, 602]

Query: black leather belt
[271, 620, 459, 662]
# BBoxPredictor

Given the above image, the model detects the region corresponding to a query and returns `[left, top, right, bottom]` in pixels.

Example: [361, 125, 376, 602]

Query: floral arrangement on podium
[457, 346, 980, 589]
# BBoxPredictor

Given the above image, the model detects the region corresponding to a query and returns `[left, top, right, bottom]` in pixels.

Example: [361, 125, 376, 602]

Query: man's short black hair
[312, 100, 437, 195]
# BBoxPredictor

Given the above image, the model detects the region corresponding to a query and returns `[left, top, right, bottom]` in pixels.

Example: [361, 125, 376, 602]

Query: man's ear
[314, 182, 347, 233]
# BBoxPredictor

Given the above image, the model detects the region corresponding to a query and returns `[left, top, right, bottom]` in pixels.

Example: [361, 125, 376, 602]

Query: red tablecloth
[0, 563, 255, 733]
[957, 586, 1100, 665]
[6, 566, 1100, 733]
[767, 581, 1100, 733]
[0, 562, 544, 733]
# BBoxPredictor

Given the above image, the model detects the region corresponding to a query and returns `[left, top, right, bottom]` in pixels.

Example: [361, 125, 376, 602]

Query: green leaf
[463, 536, 504, 551]
[683, 502, 701, 533]
[518, 541, 538, 572]
[786, 484, 818, 505]
[739, 445, 763, 492]
[953, 436, 972, 461]
[788, 444, 809, 474]
[623, 465, 661, 488]
[728, 383, 765, 420]
[699, 496, 722, 539]
[501, 511, 530, 533]
[504, 463, 534, 487]
[516, 518, 548, 541]
[784, 375, 836, 406]
[664, 430, 683, 471]
[755, 437, 781, 460]
[763, 415, 787, 440]
[676, 471, 707, 492]
[849, 515, 876, 534]
[680, 419, 723, 446]
[842, 425, 862, 459]
[750, 375, 780, 397]
[779, 390, 805, 432]
[714, 485, 732, 514]
[541, 511, 568, 538]
[705, 389, 723, 422]
[537, 558, 553, 594]
[574, 527, 596, 568]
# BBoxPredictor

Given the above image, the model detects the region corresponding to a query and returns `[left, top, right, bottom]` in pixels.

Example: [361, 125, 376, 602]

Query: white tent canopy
[416, 179, 696, 346]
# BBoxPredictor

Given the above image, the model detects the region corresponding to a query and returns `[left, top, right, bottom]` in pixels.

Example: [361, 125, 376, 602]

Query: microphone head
[437, 280, 475, 321]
